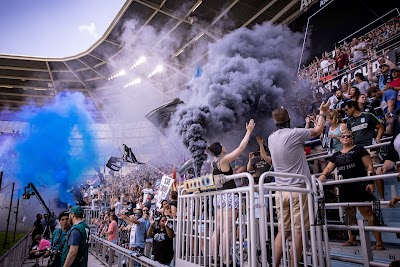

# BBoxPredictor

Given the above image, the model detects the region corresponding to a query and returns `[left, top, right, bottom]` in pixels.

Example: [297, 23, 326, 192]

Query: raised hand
[256, 135, 263, 145]
[246, 119, 255, 132]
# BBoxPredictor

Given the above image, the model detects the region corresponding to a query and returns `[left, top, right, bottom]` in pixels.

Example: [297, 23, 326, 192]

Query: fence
[175, 172, 257, 267]
[82, 206, 101, 225]
[90, 234, 167, 267]
[312, 173, 400, 266]
[0, 231, 31, 267]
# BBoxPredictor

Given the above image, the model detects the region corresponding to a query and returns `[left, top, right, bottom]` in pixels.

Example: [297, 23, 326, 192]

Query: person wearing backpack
[61, 206, 90, 267]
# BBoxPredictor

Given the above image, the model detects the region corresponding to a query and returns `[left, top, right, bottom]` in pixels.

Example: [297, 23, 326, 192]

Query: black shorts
[339, 182, 375, 203]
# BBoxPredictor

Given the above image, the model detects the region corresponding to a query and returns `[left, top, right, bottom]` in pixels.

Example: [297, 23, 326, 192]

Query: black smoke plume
[175, 22, 303, 176]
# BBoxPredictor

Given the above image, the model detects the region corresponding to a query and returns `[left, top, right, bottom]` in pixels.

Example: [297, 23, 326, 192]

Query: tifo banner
[154, 175, 173, 208]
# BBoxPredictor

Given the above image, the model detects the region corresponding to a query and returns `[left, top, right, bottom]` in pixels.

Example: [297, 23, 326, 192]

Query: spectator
[168, 191, 178, 216]
[368, 62, 393, 90]
[61, 205, 90, 267]
[208, 119, 255, 266]
[358, 94, 374, 113]
[327, 110, 347, 153]
[29, 235, 51, 267]
[351, 38, 368, 63]
[384, 66, 400, 92]
[348, 86, 361, 101]
[103, 214, 118, 263]
[318, 130, 385, 250]
[31, 214, 43, 247]
[268, 101, 329, 267]
[247, 137, 272, 184]
[120, 209, 147, 255]
[147, 215, 174, 265]
[46, 211, 71, 267]
[353, 73, 370, 95]
[335, 48, 349, 71]
[142, 182, 154, 204]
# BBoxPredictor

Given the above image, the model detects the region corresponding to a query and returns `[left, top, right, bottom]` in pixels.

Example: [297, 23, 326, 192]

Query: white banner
[154, 175, 173, 208]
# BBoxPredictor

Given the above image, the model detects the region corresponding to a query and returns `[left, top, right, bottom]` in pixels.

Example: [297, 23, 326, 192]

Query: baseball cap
[67, 205, 84, 216]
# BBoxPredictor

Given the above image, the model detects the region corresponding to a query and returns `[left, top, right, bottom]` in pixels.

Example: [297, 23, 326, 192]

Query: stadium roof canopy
[0, 0, 313, 122]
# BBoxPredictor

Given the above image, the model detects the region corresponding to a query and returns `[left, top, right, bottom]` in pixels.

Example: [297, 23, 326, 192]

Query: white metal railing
[0, 231, 31, 267]
[258, 172, 326, 267]
[90, 234, 167, 267]
[176, 172, 257, 267]
[312, 173, 400, 266]
[83, 206, 101, 225]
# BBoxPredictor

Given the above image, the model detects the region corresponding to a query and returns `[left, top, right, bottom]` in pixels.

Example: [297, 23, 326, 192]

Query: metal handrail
[90, 234, 167, 267]
[0, 231, 31, 267]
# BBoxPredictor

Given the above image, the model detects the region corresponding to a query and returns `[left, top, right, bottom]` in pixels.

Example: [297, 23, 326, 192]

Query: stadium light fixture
[147, 65, 164, 78]
[107, 69, 126, 80]
[129, 56, 146, 71]
[124, 78, 142, 88]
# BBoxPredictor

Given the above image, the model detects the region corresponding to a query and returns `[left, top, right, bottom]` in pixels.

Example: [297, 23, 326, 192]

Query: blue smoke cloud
[13, 92, 98, 203]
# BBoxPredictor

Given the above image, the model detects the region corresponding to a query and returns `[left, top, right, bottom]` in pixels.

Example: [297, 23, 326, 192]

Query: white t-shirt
[320, 60, 330, 74]
[114, 202, 123, 216]
[142, 188, 154, 203]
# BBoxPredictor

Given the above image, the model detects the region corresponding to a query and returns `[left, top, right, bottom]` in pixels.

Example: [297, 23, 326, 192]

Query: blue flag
[194, 64, 202, 77]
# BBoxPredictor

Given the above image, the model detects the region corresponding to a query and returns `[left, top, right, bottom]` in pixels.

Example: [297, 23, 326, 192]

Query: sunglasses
[341, 135, 352, 139]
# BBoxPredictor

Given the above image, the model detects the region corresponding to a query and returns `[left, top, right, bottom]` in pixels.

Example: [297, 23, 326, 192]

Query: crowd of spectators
[298, 16, 399, 81]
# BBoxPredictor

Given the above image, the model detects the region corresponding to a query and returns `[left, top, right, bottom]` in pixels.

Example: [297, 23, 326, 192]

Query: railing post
[358, 219, 373, 267]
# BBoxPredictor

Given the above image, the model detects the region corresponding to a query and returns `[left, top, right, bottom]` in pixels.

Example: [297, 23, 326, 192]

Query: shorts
[311, 145, 326, 162]
[275, 191, 310, 231]
[339, 183, 375, 203]
[213, 193, 239, 209]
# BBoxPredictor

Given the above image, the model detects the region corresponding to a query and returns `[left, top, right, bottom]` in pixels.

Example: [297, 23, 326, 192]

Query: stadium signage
[325, 59, 380, 88]
[300, 0, 317, 11]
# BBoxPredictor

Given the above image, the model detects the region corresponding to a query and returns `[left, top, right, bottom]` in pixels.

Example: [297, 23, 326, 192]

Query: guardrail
[0, 231, 31, 267]
[176, 172, 257, 267]
[90, 234, 167, 267]
[312, 173, 400, 266]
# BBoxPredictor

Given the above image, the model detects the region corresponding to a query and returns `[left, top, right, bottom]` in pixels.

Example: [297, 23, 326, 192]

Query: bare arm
[367, 61, 378, 83]
[170, 206, 177, 217]
[63, 245, 78, 267]
[220, 119, 255, 167]
[375, 123, 384, 143]
[255, 136, 272, 165]
[165, 225, 174, 239]
[247, 153, 254, 172]
[318, 161, 336, 182]
[119, 214, 139, 225]
[310, 101, 330, 138]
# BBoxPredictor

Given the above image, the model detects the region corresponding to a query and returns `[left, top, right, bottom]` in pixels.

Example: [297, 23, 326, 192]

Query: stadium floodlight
[147, 65, 164, 78]
[124, 78, 142, 88]
[107, 69, 126, 80]
[129, 56, 147, 70]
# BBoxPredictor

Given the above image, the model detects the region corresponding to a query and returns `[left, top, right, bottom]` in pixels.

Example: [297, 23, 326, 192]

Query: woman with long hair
[348, 86, 361, 101]
[326, 110, 347, 153]
[208, 119, 255, 266]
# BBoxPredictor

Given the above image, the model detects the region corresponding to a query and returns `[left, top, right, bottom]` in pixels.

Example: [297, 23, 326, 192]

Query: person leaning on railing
[318, 130, 385, 250]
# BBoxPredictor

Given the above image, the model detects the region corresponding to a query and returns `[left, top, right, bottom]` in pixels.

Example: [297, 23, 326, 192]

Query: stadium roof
[0, 0, 312, 122]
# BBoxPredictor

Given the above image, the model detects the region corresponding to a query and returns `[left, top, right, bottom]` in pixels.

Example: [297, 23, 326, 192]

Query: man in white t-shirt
[351, 38, 367, 63]
[114, 200, 123, 218]
[141, 182, 154, 204]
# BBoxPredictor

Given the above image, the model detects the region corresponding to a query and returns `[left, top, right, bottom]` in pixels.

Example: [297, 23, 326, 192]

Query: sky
[0, 0, 126, 58]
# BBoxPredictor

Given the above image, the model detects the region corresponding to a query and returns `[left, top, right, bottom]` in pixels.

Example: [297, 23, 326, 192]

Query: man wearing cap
[61, 205, 90, 267]
[384, 66, 400, 92]
[268, 101, 329, 267]
[368, 60, 395, 90]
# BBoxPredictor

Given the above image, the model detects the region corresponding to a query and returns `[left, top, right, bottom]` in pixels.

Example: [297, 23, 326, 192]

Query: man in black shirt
[31, 214, 44, 247]
[344, 101, 385, 199]
[344, 101, 384, 147]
